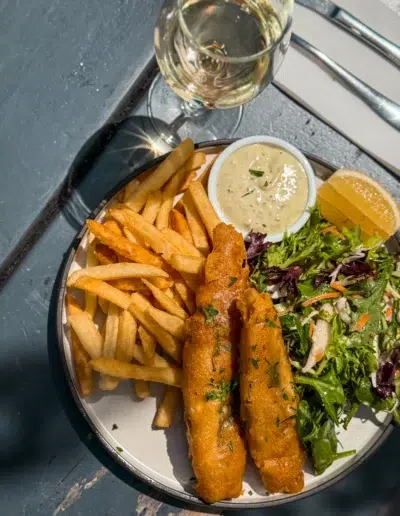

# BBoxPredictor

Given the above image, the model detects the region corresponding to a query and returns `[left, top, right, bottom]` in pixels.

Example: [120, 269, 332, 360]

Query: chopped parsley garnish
[116, 446, 123, 453]
[201, 305, 219, 325]
[228, 441, 234, 452]
[249, 169, 264, 177]
[248, 490, 253, 496]
[112, 423, 118, 431]
[265, 316, 279, 328]
[242, 189, 255, 198]
[282, 392, 289, 401]
[275, 416, 281, 427]
[251, 344, 257, 351]
[229, 276, 238, 287]
[264, 436, 268, 442]
[205, 379, 238, 402]
[251, 358, 259, 369]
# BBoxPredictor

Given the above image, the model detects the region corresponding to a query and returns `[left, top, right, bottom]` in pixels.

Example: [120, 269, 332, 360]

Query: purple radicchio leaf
[339, 259, 374, 278]
[315, 270, 333, 288]
[245, 232, 271, 261]
[261, 265, 303, 296]
[376, 345, 400, 399]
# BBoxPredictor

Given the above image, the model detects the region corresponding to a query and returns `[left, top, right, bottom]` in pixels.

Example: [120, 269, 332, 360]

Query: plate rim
[55, 139, 393, 509]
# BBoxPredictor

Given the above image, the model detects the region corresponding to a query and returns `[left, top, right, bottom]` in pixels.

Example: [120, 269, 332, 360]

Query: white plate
[56, 141, 393, 509]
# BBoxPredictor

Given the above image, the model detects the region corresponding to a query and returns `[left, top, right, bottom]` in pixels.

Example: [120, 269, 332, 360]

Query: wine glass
[148, 0, 294, 146]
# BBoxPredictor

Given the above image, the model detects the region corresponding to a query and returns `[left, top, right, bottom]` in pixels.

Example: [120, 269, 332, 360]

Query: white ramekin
[208, 136, 317, 243]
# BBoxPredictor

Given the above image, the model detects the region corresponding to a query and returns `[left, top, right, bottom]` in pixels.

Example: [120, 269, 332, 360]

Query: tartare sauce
[216, 143, 309, 235]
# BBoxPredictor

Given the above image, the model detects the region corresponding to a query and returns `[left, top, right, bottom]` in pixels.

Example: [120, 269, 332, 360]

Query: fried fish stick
[183, 223, 248, 503]
[238, 289, 305, 494]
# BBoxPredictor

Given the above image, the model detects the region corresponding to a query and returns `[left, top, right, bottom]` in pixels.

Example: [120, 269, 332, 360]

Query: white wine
[155, 0, 291, 109]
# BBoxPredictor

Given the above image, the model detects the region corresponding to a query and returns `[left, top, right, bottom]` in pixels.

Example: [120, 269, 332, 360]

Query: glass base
[147, 74, 243, 146]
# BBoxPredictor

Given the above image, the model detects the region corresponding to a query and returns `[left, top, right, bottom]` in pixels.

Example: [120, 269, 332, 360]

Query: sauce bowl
[208, 135, 317, 243]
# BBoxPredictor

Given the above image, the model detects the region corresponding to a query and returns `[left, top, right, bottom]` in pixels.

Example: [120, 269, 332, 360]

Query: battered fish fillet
[238, 289, 305, 494]
[183, 223, 248, 503]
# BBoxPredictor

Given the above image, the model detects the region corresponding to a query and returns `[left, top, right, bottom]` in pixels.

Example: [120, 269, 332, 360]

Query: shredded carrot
[352, 313, 371, 331]
[384, 306, 393, 321]
[302, 292, 341, 307]
[321, 226, 345, 239]
[330, 281, 346, 293]
[385, 290, 393, 298]
[309, 321, 315, 338]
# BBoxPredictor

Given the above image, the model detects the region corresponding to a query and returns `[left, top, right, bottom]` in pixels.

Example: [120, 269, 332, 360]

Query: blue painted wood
[0, 0, 163, 277]
[1, 82, 399, 515]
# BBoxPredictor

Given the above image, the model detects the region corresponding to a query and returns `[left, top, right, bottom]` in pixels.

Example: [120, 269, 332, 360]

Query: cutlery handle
[291, 34, 400, 131]
[334, 9, 400, 67]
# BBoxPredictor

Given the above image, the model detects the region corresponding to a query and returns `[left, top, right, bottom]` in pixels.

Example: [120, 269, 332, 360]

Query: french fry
[142, 191, 163, 224]
[67, 294, 83, 315]
[179, 170, 197, 193]
[103, 220, 123, 236]
[129, 293, 182, 362]
[169, 209, 193, 244]
[188, 181, 220, 241]
[72, 277, 132, 310]
[125, 139, 194, 212]
[132, 342, 170, 368]
[98, 297, 109, 313]
[108, 278, 146, 291]
[68, 312, 103, 359]
[183, 195, 210, 256]
[156, 197, 173, 231]
[142, 279, 187, 320]
[85, 241, 98, 319]
[68, 262, 168, 286]
[174, 279, 196, 314]
[170, 254, 205, 275]
[146, 305, 186, 341]
[99, 303, 120, 391]
[198, 153, 219, 188]
[71, 329, 93, 397]
[116, 310, 137, 362]
[138, 325, 156, 365]
[163, 151, 206, 198]
[110, 207, 173, 256]
[135, 380, 151, 399]
[154, 386, 181, 428]
[124, 178, 140, 203]
[173, 198, 185, 214]
[89, 357, 182, 387]
[165, 286, 186, 310]
[87, 219, 163, 267]
[123, 226, 148, 249]
[160, 228, 202, 258]
[94, 243, 118, 265]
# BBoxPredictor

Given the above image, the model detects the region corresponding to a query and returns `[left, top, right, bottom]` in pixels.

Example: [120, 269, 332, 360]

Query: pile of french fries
[66, 138, 221, 428]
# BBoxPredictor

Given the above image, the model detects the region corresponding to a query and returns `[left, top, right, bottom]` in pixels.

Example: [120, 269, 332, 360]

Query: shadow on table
[60, 114, 172, 232]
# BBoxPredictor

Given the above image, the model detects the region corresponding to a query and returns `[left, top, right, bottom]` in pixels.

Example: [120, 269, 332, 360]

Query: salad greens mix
[248, 207, 400, 474]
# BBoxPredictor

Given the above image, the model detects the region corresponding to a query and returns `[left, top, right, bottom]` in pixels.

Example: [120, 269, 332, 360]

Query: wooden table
[0, 1, 399, 515]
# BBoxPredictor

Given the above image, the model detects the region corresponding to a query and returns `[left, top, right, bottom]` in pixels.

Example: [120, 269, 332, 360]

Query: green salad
[247, 207, 400, 474]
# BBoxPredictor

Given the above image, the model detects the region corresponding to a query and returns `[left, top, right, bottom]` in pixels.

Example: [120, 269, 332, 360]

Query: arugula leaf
[201, 305, 219, 325]
[312, 419, 356, 475]
[296, 368, 345, 424]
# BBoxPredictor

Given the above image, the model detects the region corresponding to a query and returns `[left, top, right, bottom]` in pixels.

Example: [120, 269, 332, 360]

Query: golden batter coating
[238, 289, 305, 494]
[183, 224, 248, 503]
